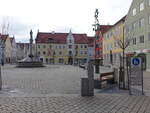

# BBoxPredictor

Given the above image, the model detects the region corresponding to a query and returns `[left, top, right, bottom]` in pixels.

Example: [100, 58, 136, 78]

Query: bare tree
[0, 17, 11, 34]
[112, 26, 134, 89]
[0, 16, 11, 90]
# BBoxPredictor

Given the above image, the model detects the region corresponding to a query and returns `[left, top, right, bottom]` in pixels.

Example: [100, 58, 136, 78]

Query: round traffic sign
[132, 58, 140, 66]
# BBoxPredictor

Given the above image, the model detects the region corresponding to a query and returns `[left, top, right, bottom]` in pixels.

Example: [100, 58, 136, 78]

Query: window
[49, 45, 52, 48]
[80, 51, 83, 55]
[133, 8, 136, 16]
[69, 45, 72, 49]
[69, 51, 72, 56]
[75, 51, 78, 56]
[84, 51, 87, 55]
[148, 33, 150, 41]
[59, 45, 61, 49]
[43, 51, 46, 55]
[55, 45, 57, 49]
[140, 2, 144, 11]
[75, 45, 78, 49]
[38, 45, 40, 48]
[84, 45, 87, 48]
[133, 22, 137, 30]
[59, 51, 62, 55]
[43, 45, 46, 48]
[139, 18, 144, 27]
[38, 51, 40, 55]
[59, 59, 64, 64]
[69, 40, 72, 43]
[139, 35, 144, 43]
[81, 45, 83, 48]
[133, 38, 136, 45]
[63, 45, 65, 48]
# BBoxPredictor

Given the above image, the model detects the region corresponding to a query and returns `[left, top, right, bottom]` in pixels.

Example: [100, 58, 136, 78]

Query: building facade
[36, 31, 90, 64]
[0, 34, 14, 63]
[10, 37, 17, 63]
[95, 25, 113, 65]
[103, 16, 126, 67]
[125, 0, 150, 71]
[16, 43, 30, 60]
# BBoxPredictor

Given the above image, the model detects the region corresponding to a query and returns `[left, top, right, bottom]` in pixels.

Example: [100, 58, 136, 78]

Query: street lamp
[93, 9, 100, 74]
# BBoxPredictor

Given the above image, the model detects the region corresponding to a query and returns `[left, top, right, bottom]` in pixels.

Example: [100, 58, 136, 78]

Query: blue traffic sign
[132, 58, 140, 66]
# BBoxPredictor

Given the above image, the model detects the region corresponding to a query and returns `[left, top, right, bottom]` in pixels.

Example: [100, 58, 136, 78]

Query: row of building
[1, 0, 149, 71]
[95, 0, 150, 71]
[19, 0, 150, 71]
[0, 34, 31, 64]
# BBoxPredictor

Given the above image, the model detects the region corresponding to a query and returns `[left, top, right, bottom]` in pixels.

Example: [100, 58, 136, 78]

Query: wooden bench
[94, 72, 115, 89]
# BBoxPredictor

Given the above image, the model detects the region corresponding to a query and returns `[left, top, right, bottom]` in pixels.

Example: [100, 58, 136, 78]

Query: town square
[0, 0, 150, 112]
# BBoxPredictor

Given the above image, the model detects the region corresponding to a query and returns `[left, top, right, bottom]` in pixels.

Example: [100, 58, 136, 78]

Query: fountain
[16, 30, 44, 67]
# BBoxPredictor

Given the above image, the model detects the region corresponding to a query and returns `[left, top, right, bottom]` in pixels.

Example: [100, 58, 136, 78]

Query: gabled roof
[98, 25, 113, 34]
[36, 32, 67, 44]
[73, 34, 89, 44]
[114, 15, 126, 26]
[87, 36, 95, 47]
[36, 32, 89, 44]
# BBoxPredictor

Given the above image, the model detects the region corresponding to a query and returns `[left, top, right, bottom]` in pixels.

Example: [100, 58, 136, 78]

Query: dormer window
[48, 38, 54, 43]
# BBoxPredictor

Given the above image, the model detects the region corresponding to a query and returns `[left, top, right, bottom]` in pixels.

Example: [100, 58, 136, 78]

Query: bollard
[87, 61, 94, 96]
[81, 77, 89, 96]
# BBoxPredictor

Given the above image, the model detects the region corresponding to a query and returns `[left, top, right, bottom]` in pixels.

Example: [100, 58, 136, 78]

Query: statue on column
[28, 30, 34, 59]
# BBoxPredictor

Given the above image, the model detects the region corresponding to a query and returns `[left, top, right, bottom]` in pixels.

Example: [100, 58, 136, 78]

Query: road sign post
[129, 57, 144, 95]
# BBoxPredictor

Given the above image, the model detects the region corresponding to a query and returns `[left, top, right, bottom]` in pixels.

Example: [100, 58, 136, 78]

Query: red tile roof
[98, 25, 113, 34]
[36, 32, 89, 44]
[87, 37, 95, 47]
[0, 34, 9, 42]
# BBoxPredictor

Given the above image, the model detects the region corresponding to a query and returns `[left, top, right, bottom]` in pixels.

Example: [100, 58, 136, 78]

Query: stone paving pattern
[0, 94, 150, 113]
[0, 65, 150, 113]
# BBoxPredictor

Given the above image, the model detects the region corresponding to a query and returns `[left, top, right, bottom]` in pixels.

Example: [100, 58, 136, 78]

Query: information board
[129, 57, 144, 95]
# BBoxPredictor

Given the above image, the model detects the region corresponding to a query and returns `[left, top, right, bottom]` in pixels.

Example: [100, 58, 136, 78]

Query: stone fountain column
[29, 30, 34, 60]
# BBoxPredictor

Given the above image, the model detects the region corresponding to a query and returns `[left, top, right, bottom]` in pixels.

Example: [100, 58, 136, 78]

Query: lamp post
[0, 39, 5, 90]
[93, 9, 100, 74]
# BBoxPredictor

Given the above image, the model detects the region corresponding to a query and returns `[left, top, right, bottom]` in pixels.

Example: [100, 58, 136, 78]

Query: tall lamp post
[93, 9, 100, 74]
[0, 39, 5, 90]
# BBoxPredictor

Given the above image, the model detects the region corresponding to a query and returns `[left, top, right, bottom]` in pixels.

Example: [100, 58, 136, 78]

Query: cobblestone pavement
[1, 65, 85, 95]
[0, 94, 150, 113]
[0, 65, 150, 112]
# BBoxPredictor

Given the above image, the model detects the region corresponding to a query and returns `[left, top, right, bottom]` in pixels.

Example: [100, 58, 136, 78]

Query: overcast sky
[0, 0, 132, 42]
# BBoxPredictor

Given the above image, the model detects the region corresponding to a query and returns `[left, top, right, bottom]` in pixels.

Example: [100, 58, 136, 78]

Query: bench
[94, 72, 115, 89]
[79, 64, 86, 69]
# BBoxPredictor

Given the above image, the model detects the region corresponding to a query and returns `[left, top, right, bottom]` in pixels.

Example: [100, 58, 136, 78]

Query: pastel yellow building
[36, 31, 89, 64]
[103, 16, 126, 66]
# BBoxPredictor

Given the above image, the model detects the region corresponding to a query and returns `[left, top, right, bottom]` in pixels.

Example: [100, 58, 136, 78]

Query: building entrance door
[68, 57, 73, 65]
